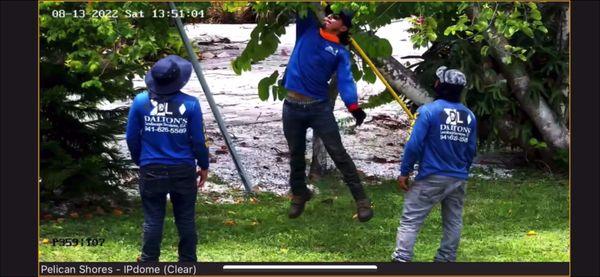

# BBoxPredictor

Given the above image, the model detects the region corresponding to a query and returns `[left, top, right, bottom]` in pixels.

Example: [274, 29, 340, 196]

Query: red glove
[348, 104, 366, 126]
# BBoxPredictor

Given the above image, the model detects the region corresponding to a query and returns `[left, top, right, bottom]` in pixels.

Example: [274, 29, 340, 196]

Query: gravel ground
[111, 21, 514, 200]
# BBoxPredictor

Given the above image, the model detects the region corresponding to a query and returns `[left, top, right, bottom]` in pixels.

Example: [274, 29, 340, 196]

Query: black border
[570, 0, 600, 276]
[37, 262, 568, 275]
[0, 0, 599, 276]
[0, 1, 39, 276]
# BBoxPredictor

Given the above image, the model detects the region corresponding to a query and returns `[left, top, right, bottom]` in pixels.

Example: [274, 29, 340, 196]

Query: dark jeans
[282, 99, 367, 200]
[139, 164, 198, 262]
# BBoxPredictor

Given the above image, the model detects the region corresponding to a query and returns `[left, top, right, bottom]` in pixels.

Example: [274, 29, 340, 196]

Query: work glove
[350, 108, 367, 126]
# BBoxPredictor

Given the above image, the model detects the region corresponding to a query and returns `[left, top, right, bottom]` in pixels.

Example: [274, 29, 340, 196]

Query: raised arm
[296, 3, 325, 39]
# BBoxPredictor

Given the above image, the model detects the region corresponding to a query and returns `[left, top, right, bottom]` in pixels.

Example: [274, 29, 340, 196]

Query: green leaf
[502, 56, 512, 65]
[373, 38, 393, 57]
[443, 26, 454, 36]
[507, 27, 517, 37]
[89, 62, 100, 73]
[537, 26, 548, 33]
[257, 70, 279, 101]
[480, 45, 489, 56]
[231, 60, 239, 75]
[475, 20, 488, 32]
[474, 34, 484, 42]
[298, 9, 308, 19]
[81, 77, 103, 91]
[522, 26, 534, 38]
[425, 17, 437, 29]
[510, 8, 521, 19]
[351, 62, 363, 80]
[258, 80, 271, 101]
[426, 32, 437, 42]
[531, 8, 542, 21]
[277, 85, 287, 100]
[363, 67, 376, 83]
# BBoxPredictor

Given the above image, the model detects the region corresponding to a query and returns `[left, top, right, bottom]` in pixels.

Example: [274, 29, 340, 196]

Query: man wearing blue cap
[126, 55, 209, 262]
[281, 5, 373, 222]
[391, 66, 477, 262]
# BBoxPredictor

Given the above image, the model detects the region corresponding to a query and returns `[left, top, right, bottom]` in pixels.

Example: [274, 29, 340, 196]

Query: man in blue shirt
[391, 66, 477, 262]
[281, 6, 373, 222]
[126, 55, 209, 262]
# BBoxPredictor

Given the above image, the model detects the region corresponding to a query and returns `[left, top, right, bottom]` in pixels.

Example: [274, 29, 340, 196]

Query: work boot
[288, 190, 313, 219]
[356, 198, 373, 222]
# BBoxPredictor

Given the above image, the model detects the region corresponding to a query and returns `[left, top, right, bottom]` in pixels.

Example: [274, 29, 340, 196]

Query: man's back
[126, 91, 209, 169]
[403, 99, 477, 180]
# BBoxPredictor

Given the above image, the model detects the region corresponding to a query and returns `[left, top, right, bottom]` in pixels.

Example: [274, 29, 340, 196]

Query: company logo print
[179, 104, 186, 115]
[443, 108, 471, 125]
[149, 99, 173, 116]
[324, 45, 338, 56]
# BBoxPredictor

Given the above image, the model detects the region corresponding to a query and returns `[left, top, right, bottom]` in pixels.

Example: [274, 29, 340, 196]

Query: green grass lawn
[40, 169, 569, 262]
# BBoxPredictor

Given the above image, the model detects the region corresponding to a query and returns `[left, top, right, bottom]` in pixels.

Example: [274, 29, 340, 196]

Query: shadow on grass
[40, 170, 568, 262]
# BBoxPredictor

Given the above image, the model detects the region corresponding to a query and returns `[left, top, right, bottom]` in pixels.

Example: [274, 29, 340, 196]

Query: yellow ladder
[350, 37, 416, 123]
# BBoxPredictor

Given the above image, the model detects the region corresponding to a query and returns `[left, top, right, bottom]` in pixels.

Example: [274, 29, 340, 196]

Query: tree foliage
[40, 1, 570, 209]
[39, 1, 209, 207]
[409, 2, 568, 165]
[233, 2, 568, 169]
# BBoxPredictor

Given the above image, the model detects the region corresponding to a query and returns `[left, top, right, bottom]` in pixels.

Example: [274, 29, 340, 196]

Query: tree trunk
[473, 7, 570, 150]
[375, 56, 435, 106]
[558, 4, 569, 127]
[309, 136, 332, 181]
[373, 53, 555, 157]
[309, 74, 339, 181]
[557, 4, 569, 54]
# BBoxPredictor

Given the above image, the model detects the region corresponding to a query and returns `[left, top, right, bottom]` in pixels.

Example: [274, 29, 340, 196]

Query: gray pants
[391, 174, 467, 262]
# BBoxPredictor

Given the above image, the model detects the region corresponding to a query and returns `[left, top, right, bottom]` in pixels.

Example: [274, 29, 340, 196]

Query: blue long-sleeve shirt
[283, 10, 359, 110]
[126, 91, 209, 169]
[400, 99, 477, 180]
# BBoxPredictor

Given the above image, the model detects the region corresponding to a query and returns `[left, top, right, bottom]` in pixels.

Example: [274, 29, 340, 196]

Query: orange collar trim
[319, 28, 340, 44]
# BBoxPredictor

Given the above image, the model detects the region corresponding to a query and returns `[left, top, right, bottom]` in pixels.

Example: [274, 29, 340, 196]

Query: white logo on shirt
[324, 45, 338, 56]
[440, 108, 472, 143]
[178, 104, 186, 115]
[149, 99, 173, 116]
[443, 108, 465, 125]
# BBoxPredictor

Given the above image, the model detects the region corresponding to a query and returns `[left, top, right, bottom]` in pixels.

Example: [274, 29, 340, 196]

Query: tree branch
[472, 6, 569, 150]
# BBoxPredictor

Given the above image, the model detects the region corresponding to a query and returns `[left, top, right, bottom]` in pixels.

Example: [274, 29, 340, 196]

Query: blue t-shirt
[400, 99, 477, 180]
[283, 11, 358, 109]
[126, 91, 209, 169]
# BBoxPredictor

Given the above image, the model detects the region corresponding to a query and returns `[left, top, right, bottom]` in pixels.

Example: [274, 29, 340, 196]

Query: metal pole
[168, 2, 253, 194]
